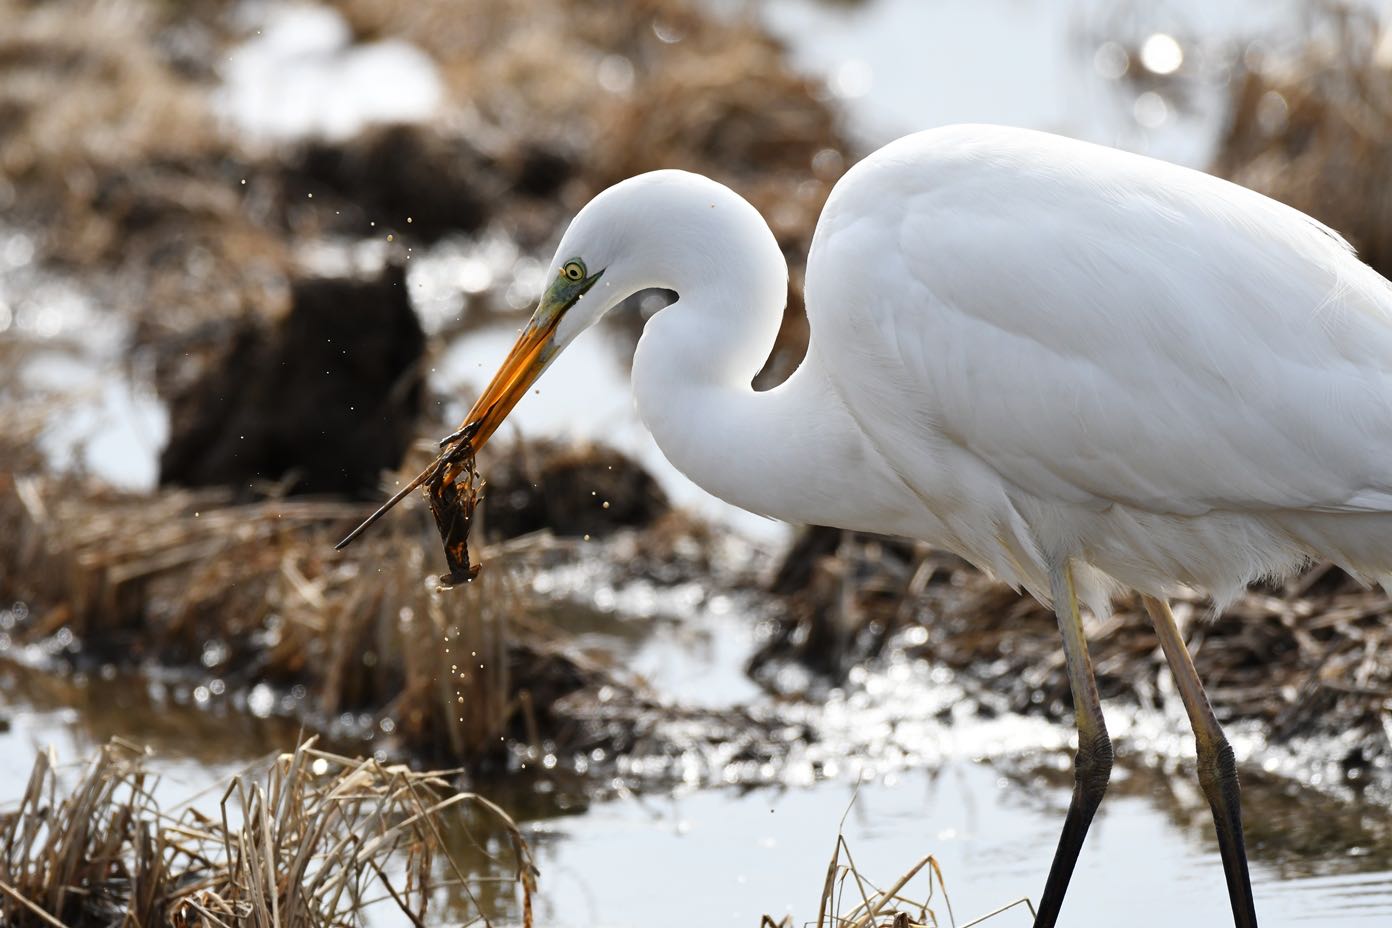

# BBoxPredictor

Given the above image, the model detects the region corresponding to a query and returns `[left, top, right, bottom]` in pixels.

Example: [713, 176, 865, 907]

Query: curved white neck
[628, 228, 887, 531]
[553, 171, 906, 533]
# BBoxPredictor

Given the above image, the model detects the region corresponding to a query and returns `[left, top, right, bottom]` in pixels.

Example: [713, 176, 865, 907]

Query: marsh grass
[0, 737, 534, 928]
[762, 813, 1034, 928]
[1214, 3, 1392, 278]
[808, 835, 956, 928]
[0, 460, 626, 767]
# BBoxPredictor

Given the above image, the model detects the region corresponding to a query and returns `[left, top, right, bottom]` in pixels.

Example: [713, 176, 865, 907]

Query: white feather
[543, 124, 1392, 615]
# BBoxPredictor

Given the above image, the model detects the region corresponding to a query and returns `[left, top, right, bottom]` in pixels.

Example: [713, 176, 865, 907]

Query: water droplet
[1256, 90, 1289, 135]
[597, 54, 635, 94]
[1133, 91, 1169, 128]
[651, 18, 684, 43]
[830, 59, 872, 99]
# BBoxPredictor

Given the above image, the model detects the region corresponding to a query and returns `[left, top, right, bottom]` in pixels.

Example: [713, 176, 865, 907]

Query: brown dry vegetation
[0, 0, 216, 200]
[0, 461, 635, 768]
[308, 0, 852, 374]
[1214, 5, 1392, 278]
[0, 0, 840, 781]
[0, 0, 850, 389]
[0, 738, 534, 927]
[5, 0, 1392, 816]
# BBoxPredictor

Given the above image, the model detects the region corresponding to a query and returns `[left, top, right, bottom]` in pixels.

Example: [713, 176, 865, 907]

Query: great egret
[349, 124, 1392, 926]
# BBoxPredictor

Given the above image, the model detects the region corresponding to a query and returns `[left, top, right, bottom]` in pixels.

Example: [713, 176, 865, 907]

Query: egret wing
[808, 126, 1392, 518]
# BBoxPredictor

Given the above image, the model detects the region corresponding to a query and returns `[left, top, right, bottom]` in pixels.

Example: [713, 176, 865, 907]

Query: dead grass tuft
[0, 461, 627, 767]
[808, 835, 956, 928]
[0, 737, 534, 928]
[0, 0, 215, 185]
[763, 806, 1032, 928]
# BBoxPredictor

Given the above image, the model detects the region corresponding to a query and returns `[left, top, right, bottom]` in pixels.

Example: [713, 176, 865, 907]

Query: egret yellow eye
[561, 260, 586, 282]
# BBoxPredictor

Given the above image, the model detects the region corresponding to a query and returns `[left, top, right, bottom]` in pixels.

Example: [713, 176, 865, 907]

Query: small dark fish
[336, 421, 485, 585]
[427, 448, 483, 586]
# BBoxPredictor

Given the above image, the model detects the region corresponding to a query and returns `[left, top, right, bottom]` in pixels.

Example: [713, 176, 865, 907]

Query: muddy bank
[158, 263, 427, 497]
[0, 438, 785, 776]
[755, 527, 1392, 783]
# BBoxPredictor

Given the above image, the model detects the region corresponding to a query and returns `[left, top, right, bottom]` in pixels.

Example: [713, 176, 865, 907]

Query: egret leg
[1142, 596, 1259, 928]
[1033, 559, 1113, 928]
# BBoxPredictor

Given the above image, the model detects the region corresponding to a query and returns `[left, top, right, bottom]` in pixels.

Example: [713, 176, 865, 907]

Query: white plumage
[539, 124, 1392, 618]
[806, 125, 1392, 612]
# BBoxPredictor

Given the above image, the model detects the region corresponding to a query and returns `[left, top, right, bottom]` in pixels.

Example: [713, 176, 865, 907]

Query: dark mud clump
[285, 125, 491, 241]
[750, 525, 914, 682]
[481, 439, 670, 541]
[159, 263, 426, 497]
[281, 124, 577, 242]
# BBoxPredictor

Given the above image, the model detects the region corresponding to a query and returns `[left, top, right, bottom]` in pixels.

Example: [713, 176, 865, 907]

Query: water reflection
[0, 659, 305, 801]
[526, 758, 1392, 927]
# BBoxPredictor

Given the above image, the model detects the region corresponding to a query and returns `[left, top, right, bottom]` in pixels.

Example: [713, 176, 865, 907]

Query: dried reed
[0, 463, 623, 768]
[761, 804, 1032, 928]
[0, 737, 534, 928]
[1214, 4, 1392, 278]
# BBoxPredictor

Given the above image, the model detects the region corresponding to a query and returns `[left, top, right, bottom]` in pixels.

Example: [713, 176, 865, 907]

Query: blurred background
[3, 1, 1392, 926]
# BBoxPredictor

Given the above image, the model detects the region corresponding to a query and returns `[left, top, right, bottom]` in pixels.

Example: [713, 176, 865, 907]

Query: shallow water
[529, 762, 1392, 927]
[760, 0, 1380, 163]
[5, 598, 1392, 927]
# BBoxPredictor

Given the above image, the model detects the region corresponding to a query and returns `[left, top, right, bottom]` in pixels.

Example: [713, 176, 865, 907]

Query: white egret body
[622, 127, 1392, 619]
[351, 124, 1392, 927]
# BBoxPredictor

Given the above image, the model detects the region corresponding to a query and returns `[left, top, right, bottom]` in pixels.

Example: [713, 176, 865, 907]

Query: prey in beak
[334, 260, 603, 579]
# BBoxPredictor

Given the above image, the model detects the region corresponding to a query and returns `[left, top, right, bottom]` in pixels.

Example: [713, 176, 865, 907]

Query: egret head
[456, 251, 606, 450]
[456, 168, 781, 453]
[454, 172, 670, 451]
[335, 170, 785, 551]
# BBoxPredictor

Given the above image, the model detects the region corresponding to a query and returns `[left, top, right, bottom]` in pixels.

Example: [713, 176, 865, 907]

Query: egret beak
[452, 312, 562, 451]
[333, 267, 602, 551]
[446, 268, 603, 452]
